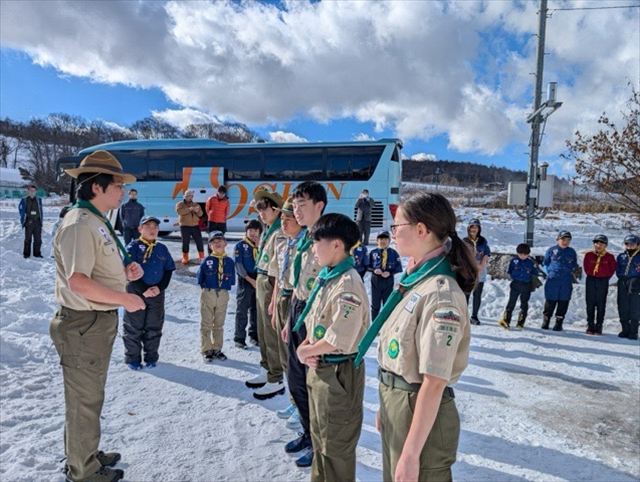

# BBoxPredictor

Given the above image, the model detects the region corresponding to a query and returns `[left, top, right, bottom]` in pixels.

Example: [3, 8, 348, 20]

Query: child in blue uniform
[617, 234, 640, 340]
[351, 241, 369, 279]
[368, 231, 402, 319]
[542, 231, 578, 331]
[198, 231, 236, 361]
[123, 216, 176, 369]
[234, 219, 262, 349]
[499, 243, 539, 330]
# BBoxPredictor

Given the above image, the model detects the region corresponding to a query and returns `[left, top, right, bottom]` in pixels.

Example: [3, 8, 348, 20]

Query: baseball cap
[592, 234, 608, 245]
[139, 216, 161, 226]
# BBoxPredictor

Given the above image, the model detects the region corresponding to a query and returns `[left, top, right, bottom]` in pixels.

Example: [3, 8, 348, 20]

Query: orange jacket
[206, 195, 230, 223]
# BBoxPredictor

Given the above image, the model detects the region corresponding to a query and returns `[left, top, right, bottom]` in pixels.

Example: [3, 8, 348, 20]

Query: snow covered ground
[1, 201, 639, 482]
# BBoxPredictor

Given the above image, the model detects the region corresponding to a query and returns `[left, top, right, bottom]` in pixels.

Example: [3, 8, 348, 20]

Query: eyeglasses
[390, 223, 414, 235]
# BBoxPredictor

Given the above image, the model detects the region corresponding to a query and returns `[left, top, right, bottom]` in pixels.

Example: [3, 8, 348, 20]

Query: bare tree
[563, 87, 640, 212]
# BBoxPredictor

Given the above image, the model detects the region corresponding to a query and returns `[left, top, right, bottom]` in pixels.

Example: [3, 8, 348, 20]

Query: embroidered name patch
[340, 292, 362, 307]
[433, 309, 461, 323]
[404, 293, 422, 313]
[436, 324, 458, 334]
[97, 226, 111, 243]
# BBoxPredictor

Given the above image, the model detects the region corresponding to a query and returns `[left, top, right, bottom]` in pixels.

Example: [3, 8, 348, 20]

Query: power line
[549, 4, 640, 11]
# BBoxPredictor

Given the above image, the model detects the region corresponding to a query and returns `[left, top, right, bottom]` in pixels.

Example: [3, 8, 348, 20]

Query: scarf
[257, 217, 282, 263]
[212, 253, 227, 285]
[293, 256, 355, 332]
[73, 200, 131, 265]
[625, 248, 640, 277]
[138, 237, 157, 263]
[381, 248, 388, 270]
[281, 230, 305, 281]
[350, 241, 361, 255]
[244, 237, 258, 262]
[592, 249, 607, 275]
[354, 255, 456, 367]
[293, 229, 313, 288]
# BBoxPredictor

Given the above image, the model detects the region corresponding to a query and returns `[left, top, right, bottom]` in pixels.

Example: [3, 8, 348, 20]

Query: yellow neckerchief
[381, 247, 388, 270]
[350, 241, 361, 256]
[592, 248, 607, 275]
[244, 237, 258, 262]
[138, 236, 157, 263]
[212, 253, 227, 285]
[625, 248, 640, 276]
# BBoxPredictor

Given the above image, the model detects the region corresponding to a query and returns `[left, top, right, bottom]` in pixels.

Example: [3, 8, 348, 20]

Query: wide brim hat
[253, 188, 283, 208]
[280, 196, 295, 215]
[65, 150, 136, 184]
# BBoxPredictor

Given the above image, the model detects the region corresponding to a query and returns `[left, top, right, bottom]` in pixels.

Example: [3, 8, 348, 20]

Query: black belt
[256, 269, 268, 276]
[319, 353, 357, 365]
[280, 288, 293, 297]
[378, 368, 454, 398]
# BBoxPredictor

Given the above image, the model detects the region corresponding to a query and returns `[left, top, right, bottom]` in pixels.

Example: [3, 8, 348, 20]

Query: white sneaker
[277, 403, 296, 419]
[253, 381, 285, 400]
[245, 369, 268, 389]
[286, 408, 301, 430]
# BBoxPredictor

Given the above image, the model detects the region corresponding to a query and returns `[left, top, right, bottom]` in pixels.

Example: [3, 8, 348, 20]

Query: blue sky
[1, 1, 638, 177]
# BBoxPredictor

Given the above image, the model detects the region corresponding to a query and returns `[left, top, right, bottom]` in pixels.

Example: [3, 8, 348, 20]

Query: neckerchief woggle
[73, 200, 132, 265]
[292, 256, 355, 332]
[354, 255, 456, 367]
[293, 229, 313, 288]
[257, 217, 281, 264]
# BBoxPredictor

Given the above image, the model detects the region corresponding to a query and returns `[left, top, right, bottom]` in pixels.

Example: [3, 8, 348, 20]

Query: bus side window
[112, 150, 148, 181]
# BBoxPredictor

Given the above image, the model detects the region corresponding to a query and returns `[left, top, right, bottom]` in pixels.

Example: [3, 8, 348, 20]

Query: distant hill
[402, 159, 527, 187]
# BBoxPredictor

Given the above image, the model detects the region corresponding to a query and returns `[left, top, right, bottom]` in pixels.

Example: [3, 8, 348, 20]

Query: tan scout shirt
[305, 268, 370, 354]
[275, 235, 297, 290]
[292, 245, 320, 301]
[378, 274, 470, 385]
[175, 200, 203, 227]
[54, 208, 127, 311]
[267, 230, 288, 279]
[257, 225, 282, 273]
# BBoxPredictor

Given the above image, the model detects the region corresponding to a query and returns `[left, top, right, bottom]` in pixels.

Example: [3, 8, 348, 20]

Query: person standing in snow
[233, 219, 262, 349]
[19, 184, 43, 258]
[175, 189, 204, 265]
[583, 234, 617, 335]
[205, 185, 230, 234]
[616, 234, 640, 340]
[354, 189, 374, 245]
[355, 192, 475, 482]
[119, 188, 145, 245]
[49, 150, 145, 482]
[498, 243, 539, 330]
[542, 231, 578, 331]
[463, 219, 491, 325]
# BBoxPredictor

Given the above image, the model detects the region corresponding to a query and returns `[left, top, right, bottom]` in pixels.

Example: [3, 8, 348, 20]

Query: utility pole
[525, 0, 548, 247]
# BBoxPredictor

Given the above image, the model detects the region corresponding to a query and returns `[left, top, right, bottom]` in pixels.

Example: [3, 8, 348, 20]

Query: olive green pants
[256, 274, 283, 383]
[275, 293, 291, 372]
[307, 361, 365, 482]
[200, 288, 229, 352]
[50, 307, 118, 482]
[379, 382, 459, 482]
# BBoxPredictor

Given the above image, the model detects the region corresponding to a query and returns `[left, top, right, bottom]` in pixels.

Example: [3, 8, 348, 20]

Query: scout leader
[50, 150, 146, 482]
[294, 213, 370, 482]
[355, 192, 476, 482]
[245, 188, 287, 400]
[282, 181, 327, 468]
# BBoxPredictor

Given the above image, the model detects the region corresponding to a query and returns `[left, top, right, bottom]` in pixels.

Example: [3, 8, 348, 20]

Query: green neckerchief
[73, 199, 132, 265]
[293, 256, 355, 332]
[354, 255, 455, 367]
[257, 217, 282, 263]
[293, 229, 313, 288]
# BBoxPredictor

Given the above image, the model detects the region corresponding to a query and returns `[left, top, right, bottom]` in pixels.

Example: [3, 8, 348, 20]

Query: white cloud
[268, 131, 308, 143]
[152, 108, 221, 130]
[0, 0, 637, 157]
[353, 133, 375, 141]
[411, 153, 437, 162]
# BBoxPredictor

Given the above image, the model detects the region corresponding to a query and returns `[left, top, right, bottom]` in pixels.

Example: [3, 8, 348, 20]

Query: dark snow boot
[541, 315, 551, 330]
[96, 451, 121, 468]
[552, 316, 564, 331]
[594, 323, 603, 335]
[516, 312, 526, 330]
[498, 311, 511, 330]
[65, 466, 124, 482]
[586, 322, 596, 335]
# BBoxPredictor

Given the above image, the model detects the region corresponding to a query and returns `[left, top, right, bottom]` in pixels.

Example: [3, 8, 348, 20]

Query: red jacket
[583, 251, 617, 279]
[206, 195, 230, 223]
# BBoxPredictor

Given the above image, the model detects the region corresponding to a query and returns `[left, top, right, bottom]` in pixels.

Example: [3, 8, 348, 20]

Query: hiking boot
[181, 253, 189, 265]
[277, 404, 296, 420]
[594, 324, 603, 335]
[253, 381, 285, 400]
[245, 369, 268, 389]
[498, 313, 510, 330]
[198, 251, 205, 261]
[145, 361, 157, 369]
[586, 329, 595, 335]
[203, 350, 215, 362]
[618, 331, 629, 338]
[66, 466, 124, 482]
[517, 312, 527, 328]
[515, 323, 525, 330]
[541, 316, 550, 330]
[235, 341, 247, 350]
[552, 317, 564, 331]
[96, 451, 121, 467]
[470, 317, 481, 325]
[212, 350, 227, 361]
[285, 433, 311, 453]
[295, 448, 313, 468]
[126, 362, 143, 371]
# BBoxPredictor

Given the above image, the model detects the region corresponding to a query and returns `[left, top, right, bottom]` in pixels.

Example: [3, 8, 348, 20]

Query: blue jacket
[508, 257, 537, 283]
[18, 196, 43, 226]
[543, 245, 578, 280]
[616, 250, 640, 279]
[353, 245, 369, 276]
[126, 239, 176, 287]
[119, 199, 145, 229]
[198, 255, 236, 290]
[369, 247, 402, 276]
[234, 238, 258, 280]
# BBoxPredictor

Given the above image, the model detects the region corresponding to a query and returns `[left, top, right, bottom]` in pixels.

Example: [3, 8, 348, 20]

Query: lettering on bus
[172, 168, 345, 219]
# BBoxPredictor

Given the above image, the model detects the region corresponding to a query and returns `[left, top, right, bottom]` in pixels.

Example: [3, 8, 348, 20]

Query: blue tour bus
[58, 138, 402, 235]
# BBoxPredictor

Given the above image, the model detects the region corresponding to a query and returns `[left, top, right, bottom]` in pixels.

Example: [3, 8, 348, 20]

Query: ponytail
[448, 231, 479, 294]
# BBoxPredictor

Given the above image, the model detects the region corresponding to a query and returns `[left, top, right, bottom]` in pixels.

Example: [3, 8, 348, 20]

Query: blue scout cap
[592, 234, 608, 245]
[468, 218, 481, 227]
[209, 231, 225, 242]
[139, 216, 161, 226]
[557, 230, 572, 240]
[377, 231, 391, 239]
[624, 234, 639, 245]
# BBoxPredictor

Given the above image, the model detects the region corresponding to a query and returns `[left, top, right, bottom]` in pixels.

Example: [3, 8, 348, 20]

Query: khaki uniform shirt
[378, 274, 470, 385]
[175, 201, 203, 227]
[54, 208, 127, 311]
[257, 225, 283, 273]
[274, 235, 297, 290]
[267, 229, 288, 279]
[305, 268, 370, 354]
[292, 244, 320, 301]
